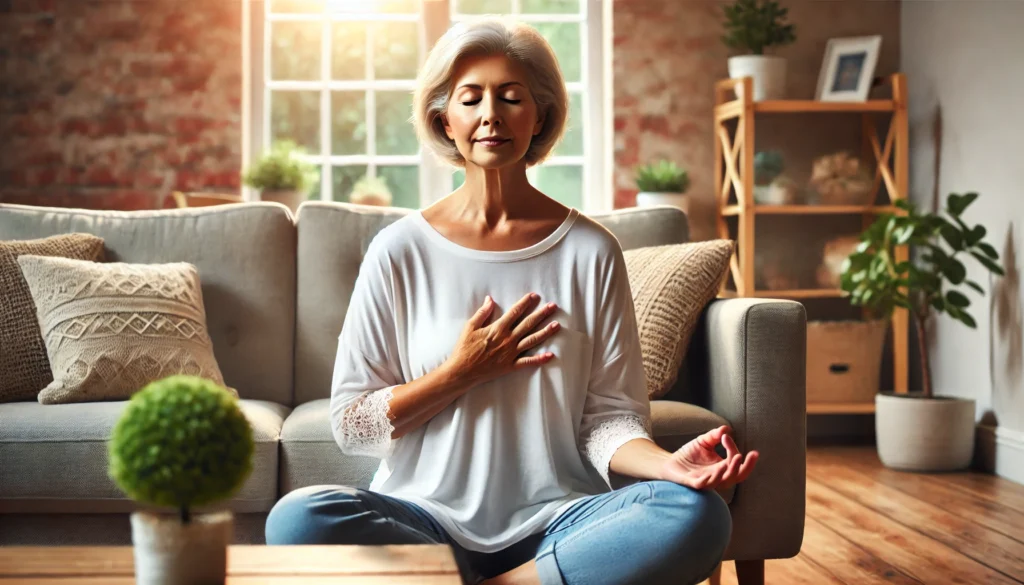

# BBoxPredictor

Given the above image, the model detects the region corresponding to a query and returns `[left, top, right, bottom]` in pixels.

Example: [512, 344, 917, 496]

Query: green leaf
[941, 257, 967, 284]
[971, 251, 1006, 276]
[958, 310, 978, 328]
[946, 290, 970, 307]
[895, 225, 916, 244]
[894, 261, 911, 274]
[966, 225, 987, 247]
[977, 242, 999, 260]
[966, 280, 985, 294]
[947, 192, 978, 216]
[940, 224, 963, 250]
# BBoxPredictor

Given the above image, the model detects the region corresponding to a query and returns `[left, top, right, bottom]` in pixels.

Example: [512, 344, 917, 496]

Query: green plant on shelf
[635, 160, 690, 193]
[241, 140, 319, 193]
[839, 193, 1004, 398]
[108, 375, 254, 524]
[721, 0, 796, 55]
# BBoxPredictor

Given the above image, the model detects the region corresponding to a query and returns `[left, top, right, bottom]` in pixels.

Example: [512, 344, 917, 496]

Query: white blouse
[329, 207, 653, 553]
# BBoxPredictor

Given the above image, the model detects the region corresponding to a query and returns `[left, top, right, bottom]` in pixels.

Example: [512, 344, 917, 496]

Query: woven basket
[806, 319, 888, 404]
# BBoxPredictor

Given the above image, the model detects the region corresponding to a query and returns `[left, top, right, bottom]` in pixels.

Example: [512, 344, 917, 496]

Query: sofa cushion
[0, 203, 296, 405]
[0, 233, 106, 403]
[624, 241, 734, 399]
[17, 255, 230, 405]
[0, 399, 289, 514]
[279, 399, 382, 494]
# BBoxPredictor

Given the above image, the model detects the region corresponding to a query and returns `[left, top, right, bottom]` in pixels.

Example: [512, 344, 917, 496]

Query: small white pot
[131, 510, 233, 585]
[728, 55, 787, 101]
[636, 192, 689, 215]
[875, 393, 976, 472]
[260, 189, 304, 214]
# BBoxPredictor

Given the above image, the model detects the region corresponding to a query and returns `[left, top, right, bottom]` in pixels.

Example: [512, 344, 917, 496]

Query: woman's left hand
[659, 425, 759, 491]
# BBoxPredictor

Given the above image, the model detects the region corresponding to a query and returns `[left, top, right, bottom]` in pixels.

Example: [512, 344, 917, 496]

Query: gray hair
[412, 19, 569, 167]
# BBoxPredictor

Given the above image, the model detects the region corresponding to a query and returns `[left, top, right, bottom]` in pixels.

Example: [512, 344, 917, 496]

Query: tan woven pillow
[0, 234, 106, 403]
[15, 255, 233, 404]
[624, 240, 734, 399]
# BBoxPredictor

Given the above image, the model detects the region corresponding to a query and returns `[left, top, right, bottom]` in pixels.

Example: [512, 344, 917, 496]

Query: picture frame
[815, 35, 883, 102]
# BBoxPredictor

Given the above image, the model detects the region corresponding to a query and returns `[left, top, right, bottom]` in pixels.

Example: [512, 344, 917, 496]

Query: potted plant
[241, 140, 319, 214]
[840, 192, 1004, 471]
[721, 0, 796, 101]
[109, 375, 254, 585]
[349, 174, 393, 207]
[634, 160, 691, 215]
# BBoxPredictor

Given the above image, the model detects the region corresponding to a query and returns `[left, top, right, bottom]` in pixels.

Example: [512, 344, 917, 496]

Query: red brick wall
[0, 0, 241, 210]
[613, 0, 901, 240]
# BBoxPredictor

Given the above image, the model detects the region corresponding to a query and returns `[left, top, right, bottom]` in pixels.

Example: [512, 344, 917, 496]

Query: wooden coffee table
[0, 545, 461, 584]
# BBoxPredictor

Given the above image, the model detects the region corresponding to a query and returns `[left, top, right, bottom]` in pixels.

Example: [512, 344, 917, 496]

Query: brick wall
[0, 0, 241, 210]
[613, 0, 901, 239]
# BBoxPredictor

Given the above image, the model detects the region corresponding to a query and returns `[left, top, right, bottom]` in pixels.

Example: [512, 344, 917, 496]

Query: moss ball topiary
[109, 375, 254, 519]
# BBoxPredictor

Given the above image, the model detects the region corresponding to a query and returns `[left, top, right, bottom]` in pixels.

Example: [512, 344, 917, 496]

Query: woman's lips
[475, 138, 510, 147]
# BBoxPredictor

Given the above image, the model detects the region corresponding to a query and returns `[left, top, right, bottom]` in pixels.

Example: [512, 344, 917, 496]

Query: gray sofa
[0, 201, 806, 572]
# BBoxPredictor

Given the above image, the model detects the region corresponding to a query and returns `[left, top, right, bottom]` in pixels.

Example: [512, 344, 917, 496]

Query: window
[244, 0, 609, 211]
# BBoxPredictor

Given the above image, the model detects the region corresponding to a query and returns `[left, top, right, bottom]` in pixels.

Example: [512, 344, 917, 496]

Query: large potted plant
[109, 375, 254, 585]
[634, 160, 691, 215]
[840, 193, 1004, 471]
[721, 0, 796, 101]
[241, 140, 319, 214]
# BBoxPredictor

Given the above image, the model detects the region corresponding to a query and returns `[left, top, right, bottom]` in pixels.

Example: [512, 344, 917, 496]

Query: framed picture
[815, 35, 883, 102]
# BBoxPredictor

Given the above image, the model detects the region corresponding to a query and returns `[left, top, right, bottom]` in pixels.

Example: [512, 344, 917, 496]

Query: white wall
[902, 0, 1024, 479]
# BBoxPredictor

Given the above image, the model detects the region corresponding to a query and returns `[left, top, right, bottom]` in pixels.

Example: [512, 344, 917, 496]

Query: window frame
[242, 0, 611, 212]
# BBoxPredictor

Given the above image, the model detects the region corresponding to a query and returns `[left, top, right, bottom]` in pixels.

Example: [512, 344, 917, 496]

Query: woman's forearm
[608, 438, 672, 481]
[387, 362, 473, 439]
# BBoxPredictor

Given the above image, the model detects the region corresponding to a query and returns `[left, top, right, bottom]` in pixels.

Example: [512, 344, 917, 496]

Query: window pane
[331, 92, 366, 155]
[331, 22, 366, 80]
[379, 166, 419, 208]
[378, 0, 418, 14]
[376, 92, 417, 155]
[452, 169, 465, 190]
[271, 0, 323, 14]
[328, 0, 416, 12]
[271, 22, 321, 81]
[534, 23, 580, 82]
[555, 92, 583, 156]
[530, 164, 582, 208]
[271, 90, 321, 152]
[521, 0, 579, 14]
[372, 22, 418, 79]
[455, 0, 511, 14]
[306, 165, 327, 201]
[331, 165, 369, 202]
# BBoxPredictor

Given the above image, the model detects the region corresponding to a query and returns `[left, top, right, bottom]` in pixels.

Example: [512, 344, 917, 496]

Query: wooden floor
[706, 446, 1024, 585]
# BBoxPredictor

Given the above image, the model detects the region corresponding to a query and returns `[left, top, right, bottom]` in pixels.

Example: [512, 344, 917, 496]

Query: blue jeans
[265, 480, 731, 585]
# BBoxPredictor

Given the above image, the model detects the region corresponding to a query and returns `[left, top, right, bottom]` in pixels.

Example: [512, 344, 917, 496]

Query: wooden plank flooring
[705, 446, 1024, 585]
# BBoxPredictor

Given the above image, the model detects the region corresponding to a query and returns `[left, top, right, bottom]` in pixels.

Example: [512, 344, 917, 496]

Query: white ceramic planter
[728, 55, 787, 101]
[636, 192, 689, 215]
[260, 189, 303, 214]
[131, 511, 233, 585]
[875, 393, 976, 471]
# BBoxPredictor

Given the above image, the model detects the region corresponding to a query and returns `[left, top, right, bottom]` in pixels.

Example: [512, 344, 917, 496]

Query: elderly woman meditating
[265, 18, 758, 585]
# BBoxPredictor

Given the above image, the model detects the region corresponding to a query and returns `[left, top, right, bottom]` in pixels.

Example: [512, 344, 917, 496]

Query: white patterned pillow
[15, 255, 233, 404]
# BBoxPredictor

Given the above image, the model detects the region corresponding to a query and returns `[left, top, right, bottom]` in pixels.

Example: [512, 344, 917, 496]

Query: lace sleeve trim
[580, 414, 653, 487]
[338, 387, 395, 459]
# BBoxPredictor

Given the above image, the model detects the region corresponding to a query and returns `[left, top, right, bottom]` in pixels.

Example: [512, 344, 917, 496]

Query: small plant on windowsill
[721, 0, 796, 101]
[635, 160, 691, 215]
[349, 174, 393, 207]
[241, 140, 320, 214]
[839, 192, 1004, 472]
[109, 375, 254, 585]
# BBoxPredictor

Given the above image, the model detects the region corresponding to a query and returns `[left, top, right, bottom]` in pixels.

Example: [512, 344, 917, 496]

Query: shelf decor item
[241, 140, 320, 214]
[807, 151, 873, 206]
[840, 192, 1005, 471]
[634, 160, 691, 214]
[721, 0, 796, 101]
[806, 319, 888, 405]
[109, 375, 254, 585]
[815, 35, 883, 102]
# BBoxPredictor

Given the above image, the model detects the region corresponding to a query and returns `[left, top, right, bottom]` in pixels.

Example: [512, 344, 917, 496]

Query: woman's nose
[481, 97, 502, 127]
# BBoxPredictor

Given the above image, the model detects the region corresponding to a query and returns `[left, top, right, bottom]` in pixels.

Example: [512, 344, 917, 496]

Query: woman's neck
[454, 161, 542, 223]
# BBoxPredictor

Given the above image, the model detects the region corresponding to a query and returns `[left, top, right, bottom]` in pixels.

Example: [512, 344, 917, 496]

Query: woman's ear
[533, 113, 545, 137]
[442, 113, 454, 141]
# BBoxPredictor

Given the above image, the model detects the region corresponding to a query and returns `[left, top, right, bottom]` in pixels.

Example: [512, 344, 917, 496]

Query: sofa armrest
[691, 297, 807, 561]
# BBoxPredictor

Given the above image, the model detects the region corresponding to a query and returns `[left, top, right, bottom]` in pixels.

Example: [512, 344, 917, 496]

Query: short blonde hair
[413, 19, 569, 167]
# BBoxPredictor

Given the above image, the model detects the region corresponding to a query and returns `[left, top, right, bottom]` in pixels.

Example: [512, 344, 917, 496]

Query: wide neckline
[411, 207, 579, 263]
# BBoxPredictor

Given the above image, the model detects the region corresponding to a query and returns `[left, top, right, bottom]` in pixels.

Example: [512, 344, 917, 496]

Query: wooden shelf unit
[713, 73, 910, 415]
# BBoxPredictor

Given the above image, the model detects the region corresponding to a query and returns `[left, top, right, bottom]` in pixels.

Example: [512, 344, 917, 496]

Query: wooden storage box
[806, 320, 887, 403]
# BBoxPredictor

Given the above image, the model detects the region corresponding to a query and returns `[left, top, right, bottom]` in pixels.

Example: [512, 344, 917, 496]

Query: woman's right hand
[443, 293, 561, 389]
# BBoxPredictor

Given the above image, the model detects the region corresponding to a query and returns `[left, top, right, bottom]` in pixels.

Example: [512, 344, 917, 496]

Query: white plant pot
[728, 55, 787, 101]
[131, 511, 233, 585]
[260, 189, 303, 214]
[875, 393, 976, 472]
[636, 192, 689, 216]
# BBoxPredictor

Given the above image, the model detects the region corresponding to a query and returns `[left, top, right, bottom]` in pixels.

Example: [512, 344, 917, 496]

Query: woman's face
[443, 53, 544, 170]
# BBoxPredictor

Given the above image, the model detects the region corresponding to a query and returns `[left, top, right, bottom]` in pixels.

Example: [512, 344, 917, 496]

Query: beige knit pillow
[624, 240, 734, 399]
[15, 255, 233, 404]
[0, 233, 106, 403]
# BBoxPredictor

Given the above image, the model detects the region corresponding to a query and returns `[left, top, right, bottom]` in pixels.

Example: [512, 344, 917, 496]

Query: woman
[266, 18, 758, 585]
